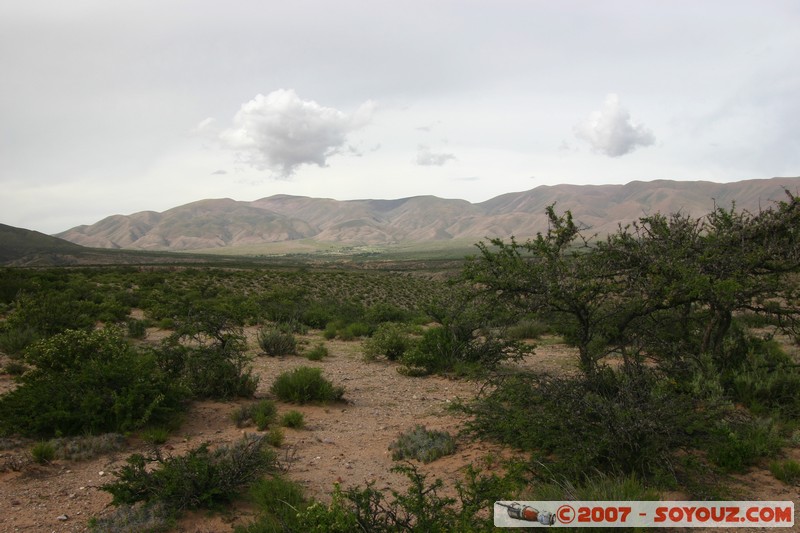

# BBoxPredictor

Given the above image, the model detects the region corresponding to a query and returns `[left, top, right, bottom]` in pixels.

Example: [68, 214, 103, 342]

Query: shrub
[769, 459, 800, 485]
[506, 317, 550, 340]
[126, 319, 147, 339]
[253, 401, 278, 431]
[0, 327, 185, 438]
[346, 322, 371, 338]
[462, 366, 718, 479]
[280, 410, 305, 429]
[88, 502, 171, 533]
[707, 418, 783, 472]
[294, 463, 504, 533]
[305, 343, 329, 361]
[142, 428, 170, 446]
[0, 325, 39, 357]
[102, 435, 276, 514]
[154, 316, 258, 400]
[3, 360, 27, 376]
[257, 327, 297, 356]
[236, 476, 308, 533]
[401, 324, 527, 376]
[362, 322, 416, 361]
[266, 427, 284, 447]
[322, 323, 338, 340]
[52, 433, 127, 461]
[231, 400, 277, 430]
[528, 471, 660, 501]
[270, 367, 344, 404]
[31, 441, 56, 464]
[389, 425, 456, 463]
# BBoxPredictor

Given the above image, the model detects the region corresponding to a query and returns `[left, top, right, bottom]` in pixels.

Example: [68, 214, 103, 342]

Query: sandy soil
[1, 328, 798, 532]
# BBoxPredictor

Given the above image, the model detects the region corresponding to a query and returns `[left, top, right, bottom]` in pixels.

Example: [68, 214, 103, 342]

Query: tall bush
[0, 327, 185, 438]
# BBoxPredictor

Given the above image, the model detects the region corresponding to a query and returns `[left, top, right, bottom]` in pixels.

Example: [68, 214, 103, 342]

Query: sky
[2, 0, 799, 234]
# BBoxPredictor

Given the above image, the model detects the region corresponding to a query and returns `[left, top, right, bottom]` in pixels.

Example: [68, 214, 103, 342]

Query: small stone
[57, 514, 68, 521]
[98, 471, 105, 477]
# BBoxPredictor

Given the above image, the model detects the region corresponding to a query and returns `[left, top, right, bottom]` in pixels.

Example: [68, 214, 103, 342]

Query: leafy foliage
[231, 400, 278, 430]
[102, 435, 276, 514]
[270, 366, 344, 404]
[463, 197, 800, 374]
[154, 308, 258, 399]
[362, 322, 418, 361]
[0, 327, 185, 438]
[257, 327, 298, 357]
[280, 410, 305, 428]
[293, 463, 507, 533]
[463, 365, 721, 479]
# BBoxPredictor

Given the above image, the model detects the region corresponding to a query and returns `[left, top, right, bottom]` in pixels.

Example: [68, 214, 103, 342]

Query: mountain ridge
[55, 177, 800, 252]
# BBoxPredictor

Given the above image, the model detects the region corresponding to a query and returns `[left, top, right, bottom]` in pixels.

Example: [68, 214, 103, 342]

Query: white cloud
[416, 144, 456, 166]
[219, 89, 375, 176]
[192, 117, 217, 135]
[575, 94, 655, 157]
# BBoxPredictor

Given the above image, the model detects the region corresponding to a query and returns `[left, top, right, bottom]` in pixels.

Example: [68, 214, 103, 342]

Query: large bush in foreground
[0, 327, 185, 438]
[102, 435, 275, 514]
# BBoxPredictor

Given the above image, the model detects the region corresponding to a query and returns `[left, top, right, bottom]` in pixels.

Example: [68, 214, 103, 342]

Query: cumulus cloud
[575, 94, 655, 157]
[219, 89, 375, 176]
[416, 144, 456, 166]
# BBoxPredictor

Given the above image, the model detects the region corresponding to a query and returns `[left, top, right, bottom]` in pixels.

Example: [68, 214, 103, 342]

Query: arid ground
[1, 325, 798, 532]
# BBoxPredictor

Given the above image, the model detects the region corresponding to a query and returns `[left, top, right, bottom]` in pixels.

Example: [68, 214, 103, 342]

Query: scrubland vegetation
[1, 195, 799, 531]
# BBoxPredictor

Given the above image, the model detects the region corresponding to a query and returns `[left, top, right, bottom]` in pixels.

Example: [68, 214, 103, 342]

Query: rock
[56, 514, 68, 521]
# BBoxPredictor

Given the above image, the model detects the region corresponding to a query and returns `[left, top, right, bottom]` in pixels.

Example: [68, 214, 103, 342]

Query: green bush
[257, 327, 298, 357]
[270, 367, 344, 404]
[0, 327, 185, 438]
[141, 428, 170, 446]
[506, 317, 550, 340]
[0, 325, 40, 357]
[528, 471, 660, 501]
[253, 401, 278, 431]
[707, 418, 783, 472]
[389, 425, 456, 463]
[31, 441, 56, 464]
[236, 476, 308, 533]
[322, 322, 338, 340]
[126, 319, 147, 339]
[362, 322, 416, 361]
[231, 400, 278, 430]
[154, 316, 258, 400]
[723, 338, 800, 419]
[305, 343, 329, 361]
[280, 410, 305, 428]
[401, 324, 527, 376]
[294, 463, 503, 533]
[462, 366, 716, 479]
[338, 322, 371, 341]
[102, 435, 276, 514]
[266, 427, 284, 447]
[769, 459, 800, 485]
[3, 360, 27, 376]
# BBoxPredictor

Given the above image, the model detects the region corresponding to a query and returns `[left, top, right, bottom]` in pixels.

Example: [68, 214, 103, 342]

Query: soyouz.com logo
[493, 501, 795, 528]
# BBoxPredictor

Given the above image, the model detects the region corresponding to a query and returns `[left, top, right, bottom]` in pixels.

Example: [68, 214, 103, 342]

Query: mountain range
[55, 177, 800, 253]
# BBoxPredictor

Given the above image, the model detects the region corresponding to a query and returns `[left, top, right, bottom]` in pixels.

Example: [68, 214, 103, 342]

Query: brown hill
[56, 177, 800, 252]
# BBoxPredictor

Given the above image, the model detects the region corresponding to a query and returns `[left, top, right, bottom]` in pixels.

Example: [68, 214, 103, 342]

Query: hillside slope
[55, 177, 800, 251]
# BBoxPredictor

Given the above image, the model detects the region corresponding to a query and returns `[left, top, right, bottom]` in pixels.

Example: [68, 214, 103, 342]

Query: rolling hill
[54, 177, 800, 253]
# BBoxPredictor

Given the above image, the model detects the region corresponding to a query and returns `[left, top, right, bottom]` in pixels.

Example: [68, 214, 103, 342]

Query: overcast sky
[2, 0, 799, 234]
